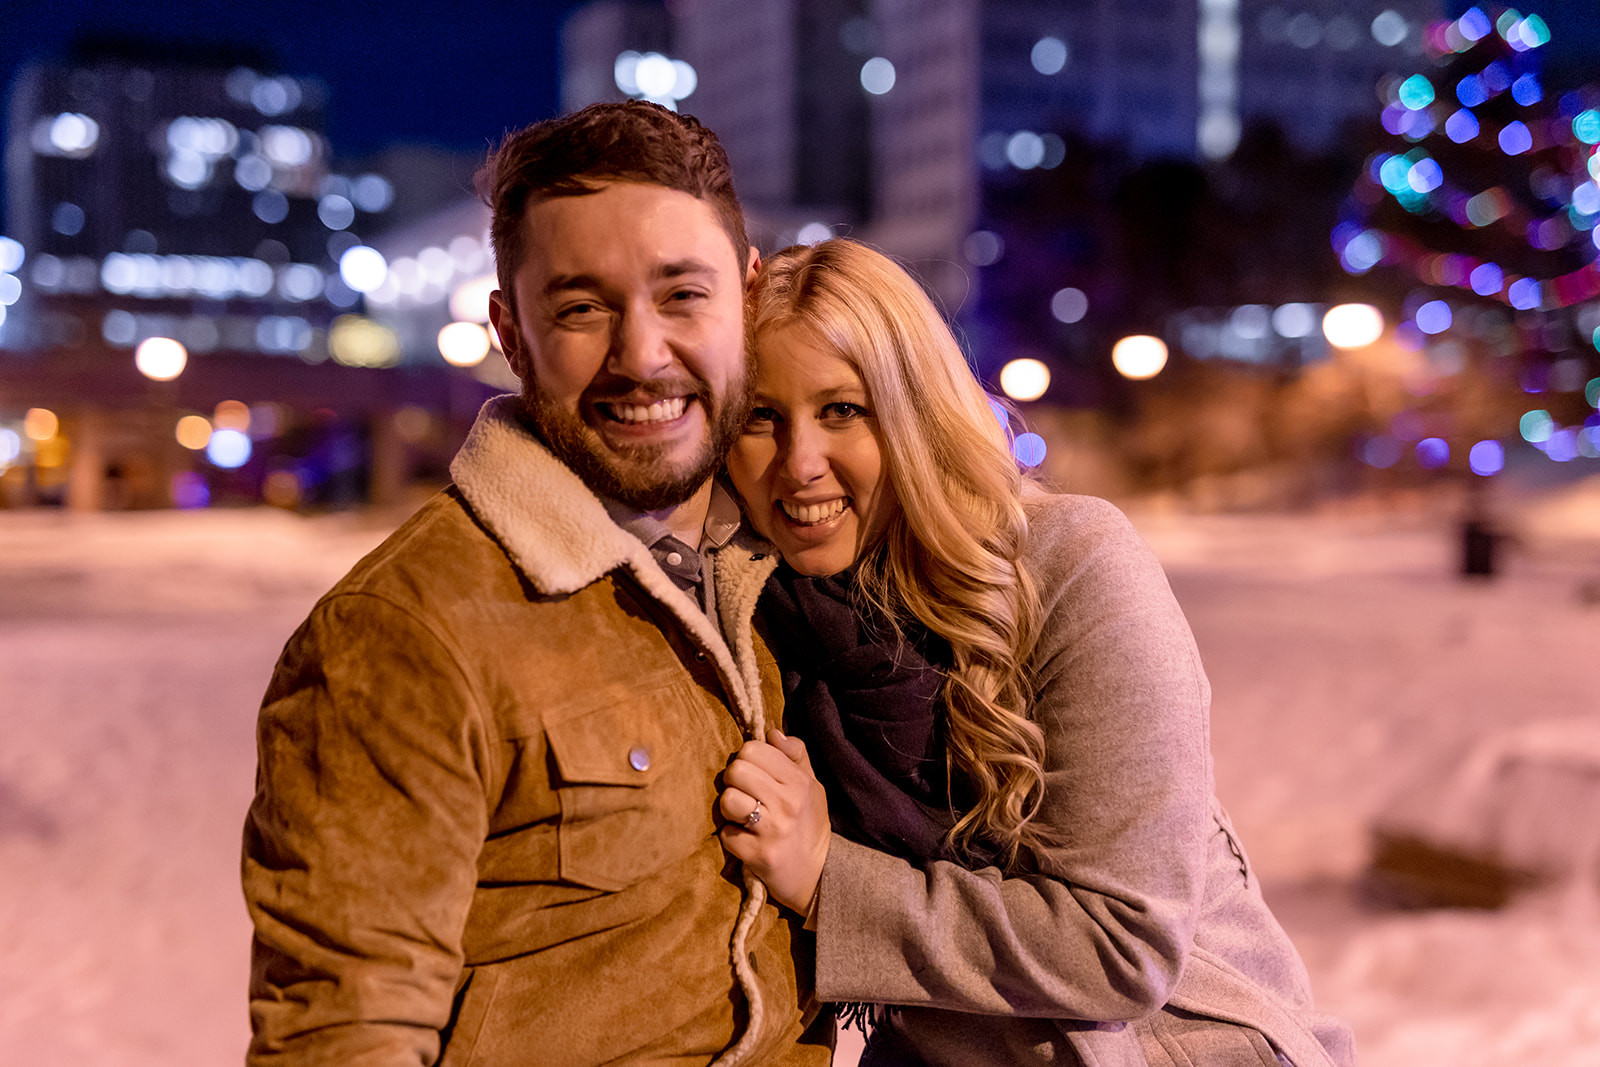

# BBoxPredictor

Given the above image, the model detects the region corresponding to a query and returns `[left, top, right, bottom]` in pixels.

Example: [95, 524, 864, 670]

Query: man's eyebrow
[657, 258, 720, 280]
[540, 259, 720, 299]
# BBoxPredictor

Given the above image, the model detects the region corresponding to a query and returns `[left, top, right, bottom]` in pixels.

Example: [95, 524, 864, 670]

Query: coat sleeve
[242, 592, 493, 1065]
[812, 496, 1212, 1021]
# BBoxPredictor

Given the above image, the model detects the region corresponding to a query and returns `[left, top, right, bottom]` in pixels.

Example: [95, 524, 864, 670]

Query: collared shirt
[604, 482, 743, 627]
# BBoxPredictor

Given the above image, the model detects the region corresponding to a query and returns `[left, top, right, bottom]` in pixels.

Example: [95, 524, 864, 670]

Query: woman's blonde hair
[748, 238, 1048, 867]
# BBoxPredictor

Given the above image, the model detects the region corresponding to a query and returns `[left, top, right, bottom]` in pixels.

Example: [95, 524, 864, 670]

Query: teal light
[1398, 74, 1435, 111]
[1519, 409, 1553, 444]
[1518, 14, 1550, 47]
[1573, 110, 1600, 146]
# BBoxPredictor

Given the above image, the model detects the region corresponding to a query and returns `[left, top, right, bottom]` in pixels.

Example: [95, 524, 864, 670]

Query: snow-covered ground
[2, 478, 1597, 1065]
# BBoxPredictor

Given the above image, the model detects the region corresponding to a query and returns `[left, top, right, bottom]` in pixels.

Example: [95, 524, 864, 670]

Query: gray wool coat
[811, 493, 1355, 1067]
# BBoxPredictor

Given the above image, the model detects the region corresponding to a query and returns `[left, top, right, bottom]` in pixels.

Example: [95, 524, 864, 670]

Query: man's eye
[557, 301, 603, 320]
[667, 288, 707, 303]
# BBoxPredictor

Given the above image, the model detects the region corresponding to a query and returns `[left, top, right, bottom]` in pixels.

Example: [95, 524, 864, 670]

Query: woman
[717, 239, 1353, 1066]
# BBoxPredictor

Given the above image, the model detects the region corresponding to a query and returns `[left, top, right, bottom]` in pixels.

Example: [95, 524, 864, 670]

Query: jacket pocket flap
[546, 703, 668, 787]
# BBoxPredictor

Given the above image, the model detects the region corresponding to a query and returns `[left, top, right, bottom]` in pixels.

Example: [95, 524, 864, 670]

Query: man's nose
[607, 309, 673, 381]
[779, 421, 829, 485]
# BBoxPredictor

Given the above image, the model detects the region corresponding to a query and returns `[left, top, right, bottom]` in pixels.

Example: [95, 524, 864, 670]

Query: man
[242, 102, 831, 1065]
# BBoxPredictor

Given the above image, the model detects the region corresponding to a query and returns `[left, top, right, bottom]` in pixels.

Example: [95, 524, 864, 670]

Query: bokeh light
[1322, 304, 1384, 348]
[175, 415, 213, 450]
[1415, 436, 1450, 469]
[1112, 335, 1168, 380]
[1519, 409, 1553, 443]
[1468, 439, 1504, 476]
[1012, 432, 1047, 468]
[1498, 121, 1533, 155]
[135, 336, 187, 380]
[23, 408, 59, 441]
[860, 57, 896, 95]
[1415, 300, 1452, 335]
[449, 274, 497, 323]
[437, 321, 491, 367]
[213, 400, 251, 431]
[206, 428, 252, 468]
[1362, 435, 1401, 468]
[999, 358, 1050, 401]
[0, 236, 25, 273]
[0, 428, 21, 468]
[1397, 74, 1434, 110]
[1050, 287, 1088, 324]
[1031, 37, 1068, 75]
[328, 314, 400, 368]
[1271, 303, 1317, 338]
[338, 245, 388, 293]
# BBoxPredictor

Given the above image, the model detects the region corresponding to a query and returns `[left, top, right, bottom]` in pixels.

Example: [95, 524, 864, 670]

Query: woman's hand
[719, 729, 831, 915]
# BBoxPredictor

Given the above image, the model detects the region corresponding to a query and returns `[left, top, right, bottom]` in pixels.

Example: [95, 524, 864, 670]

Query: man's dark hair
[476, 101, 748, 301]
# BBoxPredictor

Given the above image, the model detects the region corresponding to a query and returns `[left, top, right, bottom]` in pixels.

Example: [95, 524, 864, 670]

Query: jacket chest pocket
[545, 687, 725, 892]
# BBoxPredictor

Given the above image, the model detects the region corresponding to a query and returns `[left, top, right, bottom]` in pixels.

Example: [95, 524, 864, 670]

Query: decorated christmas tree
[1334, 5, 1600, 474]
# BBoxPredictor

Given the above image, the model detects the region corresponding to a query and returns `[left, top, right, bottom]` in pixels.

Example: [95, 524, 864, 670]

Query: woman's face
[726, 325, 895, 577]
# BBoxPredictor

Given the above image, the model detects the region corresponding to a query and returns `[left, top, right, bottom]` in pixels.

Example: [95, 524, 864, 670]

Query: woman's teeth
[608, 397, 687, 424]
[782, 498, 849, 524]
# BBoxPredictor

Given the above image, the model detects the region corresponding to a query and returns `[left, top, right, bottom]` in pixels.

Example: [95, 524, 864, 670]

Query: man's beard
[522, 373, 751, 512]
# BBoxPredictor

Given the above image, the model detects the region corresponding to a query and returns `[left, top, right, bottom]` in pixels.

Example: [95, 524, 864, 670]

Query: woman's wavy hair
[747, 238, 1048, 868]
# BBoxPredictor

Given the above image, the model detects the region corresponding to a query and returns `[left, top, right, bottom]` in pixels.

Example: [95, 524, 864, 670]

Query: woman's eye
[743, 407, 778, 431]
[823, 402, 868, 420]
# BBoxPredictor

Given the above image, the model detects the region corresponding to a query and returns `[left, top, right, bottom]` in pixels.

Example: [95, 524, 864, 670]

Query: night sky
[2, 0, 1597, 182]
[2, 0, 587, 157]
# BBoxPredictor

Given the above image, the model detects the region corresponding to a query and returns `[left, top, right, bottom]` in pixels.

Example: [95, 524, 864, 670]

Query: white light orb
[860, 57, 896, 95]
[135, 336, 188, 381]
[635, 53, 677, 98]
[338, 245, 388, 293]
[438, 321, 491, 367]
[207, 428, 252, 468]
[0, 236, 23, 273]
[1112, 335, 1169, 380]
[1051, 287, 1088, 323]
[999, 358, 1051, 401]
[796, 222, 832, 245]
[1322, 303, 1384, 349]
[449, 274, 498, 323]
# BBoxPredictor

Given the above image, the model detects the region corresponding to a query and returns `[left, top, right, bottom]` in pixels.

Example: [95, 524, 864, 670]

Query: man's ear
[487, 290, 525, 379]
[745, 245, 761, 287]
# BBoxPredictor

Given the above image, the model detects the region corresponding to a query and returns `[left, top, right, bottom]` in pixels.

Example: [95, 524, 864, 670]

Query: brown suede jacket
[242, 396, 832, 1066]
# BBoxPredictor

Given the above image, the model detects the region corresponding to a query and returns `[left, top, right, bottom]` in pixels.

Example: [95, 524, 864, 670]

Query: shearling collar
[448, 394, 775, 727]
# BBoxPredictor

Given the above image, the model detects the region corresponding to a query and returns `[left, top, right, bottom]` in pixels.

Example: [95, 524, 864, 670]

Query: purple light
[1468, 439, 1504, 476]
[1546, 428, 1578, 462]
[1508, 277, 1542, 310]
[1470, 262, 1504, 295]
[1012, 432, 1047, 468]
[1415, 300, 1453, 334]
[1416, 437, 1450, 469]
[1445, 109, 1481, 143]
[1456, 75, 1489, 108]
[172, 470, 210, 509]
[1499, 120, 1533, 155]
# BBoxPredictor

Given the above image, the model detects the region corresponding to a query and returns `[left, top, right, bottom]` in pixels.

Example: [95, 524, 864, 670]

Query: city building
[0, 39, 490, 510]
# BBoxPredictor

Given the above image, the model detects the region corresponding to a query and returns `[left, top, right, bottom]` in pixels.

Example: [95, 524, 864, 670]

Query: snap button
[628, 745, 651, 772]
[665, 551, 684, 566]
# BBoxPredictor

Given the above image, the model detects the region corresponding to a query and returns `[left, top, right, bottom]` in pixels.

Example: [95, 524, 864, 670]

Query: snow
[2, 478, 1598, 1065]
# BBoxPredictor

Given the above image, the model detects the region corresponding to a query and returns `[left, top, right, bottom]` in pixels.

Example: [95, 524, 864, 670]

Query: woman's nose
[779, 422, 829, 484]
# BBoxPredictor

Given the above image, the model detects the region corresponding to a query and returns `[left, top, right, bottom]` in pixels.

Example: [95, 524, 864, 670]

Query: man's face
[489, 181, 754, 511]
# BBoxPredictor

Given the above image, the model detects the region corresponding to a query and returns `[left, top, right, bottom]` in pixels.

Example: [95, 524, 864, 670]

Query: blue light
[1508, 277, 1542, 310]
[1573, 182, 1600, 215]
[1468, 439, 1504, 476]
[1481, 60, 1512, 93]
[1499, 121, 1533, 155]
[1458, 7, 1492, 41]
[1445, 109, 1480, 143]
[1416, 437, 1450, 469]
[1470, 262, 1503, 295]
[1547, 428, 1578, 462]
[1341, 232, 1383, 273]
[1415, 300, 1453, 334]
[1575, 111, 1600, 145]
[207, 428, 253, 468]
[1511, 73, 1542, 106]
[1456, 75, 1488, 108]
[1012, 432, 1047, 468]
[1379, 155, 1413, 195]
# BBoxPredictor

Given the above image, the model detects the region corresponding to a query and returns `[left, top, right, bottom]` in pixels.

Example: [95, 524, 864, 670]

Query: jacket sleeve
[242, 592, 493, 1065]
[812, 496, 1211, 1021]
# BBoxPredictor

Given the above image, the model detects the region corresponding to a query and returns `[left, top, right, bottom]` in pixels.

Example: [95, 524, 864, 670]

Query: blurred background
[2, 1, 1599, 1064]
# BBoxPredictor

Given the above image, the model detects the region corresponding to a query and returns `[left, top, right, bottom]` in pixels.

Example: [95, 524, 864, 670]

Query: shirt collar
[602, 481, 742, 554]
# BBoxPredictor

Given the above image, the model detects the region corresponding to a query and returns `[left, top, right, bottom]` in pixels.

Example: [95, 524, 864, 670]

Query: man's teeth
[782, 498, 849, 524]
[609, 397, 687, 424]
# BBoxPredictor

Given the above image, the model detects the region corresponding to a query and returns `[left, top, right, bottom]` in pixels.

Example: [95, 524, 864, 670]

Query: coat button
[629, 746, 651, 772]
